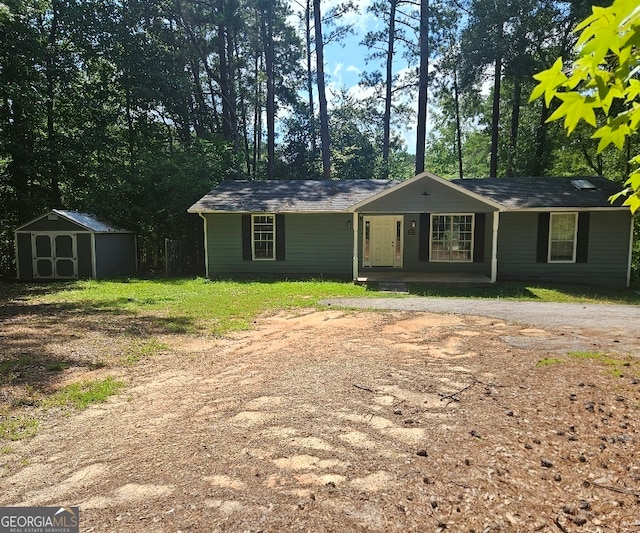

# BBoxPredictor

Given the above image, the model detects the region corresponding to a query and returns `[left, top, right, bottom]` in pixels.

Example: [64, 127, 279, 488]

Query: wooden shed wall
[94, 233, 137, 277]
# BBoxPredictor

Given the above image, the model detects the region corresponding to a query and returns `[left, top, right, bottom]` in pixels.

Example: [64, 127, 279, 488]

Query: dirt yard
[1, 300, 639, 532]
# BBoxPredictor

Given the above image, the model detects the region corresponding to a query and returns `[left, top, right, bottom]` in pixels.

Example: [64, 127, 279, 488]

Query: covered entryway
[31, 233, 78, 279]
[362, 216, 404, 268]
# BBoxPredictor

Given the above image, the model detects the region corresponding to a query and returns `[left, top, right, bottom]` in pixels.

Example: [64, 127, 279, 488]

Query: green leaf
[547, 92, 597, 133]
[592, 120, 631, 152]
[530, 58, 567, 106]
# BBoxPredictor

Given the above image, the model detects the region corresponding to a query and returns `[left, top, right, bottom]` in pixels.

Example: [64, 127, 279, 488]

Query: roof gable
[350, 171, 504, 212]
[188, 179, 399, 213]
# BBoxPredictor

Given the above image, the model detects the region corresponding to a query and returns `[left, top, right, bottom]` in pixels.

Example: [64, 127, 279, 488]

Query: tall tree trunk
[453, 66, 463, 180]
[532, 103, 550, 175]
[489, 53, 502, 177]
[305, 0, 317, 160]
[253, 53, 263, 178]
[313, 0, 331, 180]
[415, 0, 429, 175]
[506, 78, 521, 176]
[217, 0, 235, 142]
[226, 0, 239, 152]
[382, 0, 397, 179]
[189, 60, 208, 139]
[45, 0, 60, 207]
[261, 0, 275, 180]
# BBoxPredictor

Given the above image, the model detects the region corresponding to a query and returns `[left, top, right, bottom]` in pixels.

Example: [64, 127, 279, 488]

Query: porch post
[352, 212, 359, 281]
[491, 211, 499, 283]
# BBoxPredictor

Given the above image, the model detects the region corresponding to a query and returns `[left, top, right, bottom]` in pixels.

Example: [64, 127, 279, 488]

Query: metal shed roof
[15, 210, 132, 233]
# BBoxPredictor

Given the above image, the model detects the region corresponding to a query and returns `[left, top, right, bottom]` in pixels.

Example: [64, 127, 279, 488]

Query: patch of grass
[1, 444, 13, 454]
[409, 282, 640, 304]
[25, 278, 368, 335]
[123, 339, 168, 366]
[0, 357, 31, 383]
[0, 416, 39, 441]
[42, 377, 125, 410]
[568, 351, 637, 378]
[5, 278, 640, 337]
[568, 350, 608, 360]
[536, 357, 566, 367]
[45, 361, 68, 372]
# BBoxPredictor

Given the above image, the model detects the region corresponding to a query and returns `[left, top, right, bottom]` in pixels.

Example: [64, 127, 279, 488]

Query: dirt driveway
[1, 299, 639, 532]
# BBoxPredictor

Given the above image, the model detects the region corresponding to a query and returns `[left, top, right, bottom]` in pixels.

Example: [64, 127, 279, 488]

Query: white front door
[363, 216, 404, 267]
[31, 233, 78, 279]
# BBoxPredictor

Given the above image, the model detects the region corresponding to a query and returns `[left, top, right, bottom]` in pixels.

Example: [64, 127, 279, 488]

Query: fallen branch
[438, 379, 479, 405]
[353, 384, 376, 393]
[584, 480, 640, 498]
[554, 515, 570, 533]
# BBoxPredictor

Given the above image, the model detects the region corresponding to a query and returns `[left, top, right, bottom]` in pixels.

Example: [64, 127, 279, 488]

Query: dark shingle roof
[453, 176, 624, 209]
[188, 179, 400, 213]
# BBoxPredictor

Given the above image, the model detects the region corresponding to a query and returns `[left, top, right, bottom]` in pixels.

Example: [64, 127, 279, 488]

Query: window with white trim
[549, 212, 577, 262]
[252, 214, 275, 260]
[430, 214, 474, 262]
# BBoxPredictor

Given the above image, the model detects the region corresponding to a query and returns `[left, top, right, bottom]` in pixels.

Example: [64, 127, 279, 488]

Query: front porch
[355, 270, 493, 287]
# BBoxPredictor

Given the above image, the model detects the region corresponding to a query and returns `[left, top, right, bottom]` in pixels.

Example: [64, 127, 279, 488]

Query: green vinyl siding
[363, 178, 498, 214]
[497, 211, 631, 287]
[205, 213, 353, 277]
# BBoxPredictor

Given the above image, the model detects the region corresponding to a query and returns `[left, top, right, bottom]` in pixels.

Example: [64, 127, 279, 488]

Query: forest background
[0, 0, 634, 277]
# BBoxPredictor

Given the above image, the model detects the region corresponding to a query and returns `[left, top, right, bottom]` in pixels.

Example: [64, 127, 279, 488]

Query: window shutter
[536, 212, 550, 263]
[576, 212, 589, 263]
[242, 215, 252, 261]
[473, 213, 485, 263]
[418, 213, 430, 262]
[276, 214, 285, 261]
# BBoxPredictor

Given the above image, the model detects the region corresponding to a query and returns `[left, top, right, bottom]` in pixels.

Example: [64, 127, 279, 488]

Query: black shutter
[419, 213, 430, 262]
[576, 212, 590, 263]
[536, 212, 550, 263]
[473, 213, 486, 263]
[242, 214, 252, 261]
[276, 214, 285, 261]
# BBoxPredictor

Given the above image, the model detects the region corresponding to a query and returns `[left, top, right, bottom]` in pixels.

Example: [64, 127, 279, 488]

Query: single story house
[188, 172, 634, 288]
[14, 209, 137, 280]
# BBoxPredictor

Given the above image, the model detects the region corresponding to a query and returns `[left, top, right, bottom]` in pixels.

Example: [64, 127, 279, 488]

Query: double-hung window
[252, 214, 275, 260]
[431, 214, 474, 262]
[549, 212, 577, 262]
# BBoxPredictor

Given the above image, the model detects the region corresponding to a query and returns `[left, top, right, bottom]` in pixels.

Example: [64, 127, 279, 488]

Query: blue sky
[287, 0, 421, 153]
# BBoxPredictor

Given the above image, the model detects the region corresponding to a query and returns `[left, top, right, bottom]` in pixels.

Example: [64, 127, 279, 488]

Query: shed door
[31, 233, 78, 279]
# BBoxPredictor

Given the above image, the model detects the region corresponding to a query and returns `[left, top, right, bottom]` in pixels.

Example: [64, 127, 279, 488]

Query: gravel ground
[1, 300, 639, 532]
[321, 298, 640, 331]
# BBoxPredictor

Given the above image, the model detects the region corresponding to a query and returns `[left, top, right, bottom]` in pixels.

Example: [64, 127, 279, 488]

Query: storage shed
[14, 210, 137, 280]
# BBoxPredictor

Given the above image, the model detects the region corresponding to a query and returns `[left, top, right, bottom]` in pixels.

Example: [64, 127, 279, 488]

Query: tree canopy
[530, 0, 640, 212]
